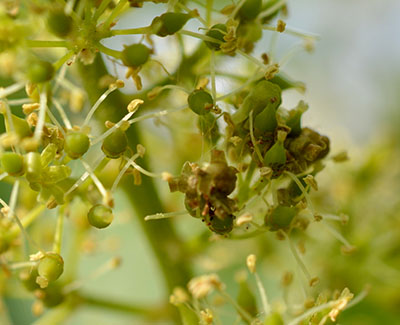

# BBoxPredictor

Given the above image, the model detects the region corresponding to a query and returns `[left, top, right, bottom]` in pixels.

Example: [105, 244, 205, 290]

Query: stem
[26, 40, 70, 48]
[96, 42, 122, 59]
[103, 0, 128, 30]
[53, 51, 75, 71]
[77, 55, 192, 319]
[254, 271, 271, 316]
[53, 206, 65, 254]
[110, 26, 152, 36]
[258, 0, 287, 20]
[78, 293, 167, 319]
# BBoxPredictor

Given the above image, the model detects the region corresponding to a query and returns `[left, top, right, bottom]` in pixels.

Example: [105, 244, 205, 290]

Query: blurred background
[2, 0, 400, 324]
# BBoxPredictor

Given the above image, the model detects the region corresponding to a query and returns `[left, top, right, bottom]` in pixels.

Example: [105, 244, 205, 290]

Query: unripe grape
[151, 12, 191, 37]
[209, 215, 234, 235]
[121, 43, 150, 68]
[47, 10, 73, 37]
[64, 131, 90, 159]
[38, 253, 64, 282]
[40, 283, 65, 307]
[27, 60, 54, 83]
[19, 267, 40, 291]
[25, 152, 42, 182]
[266, 206, 296, 230]
[205, 24, 227, 51]
[101, 128, 128, 159]
[187, 89, 213, 115]
[1, 152, 24, 176]
[87, 204, 114, 229]
[238, 0, 262, 21]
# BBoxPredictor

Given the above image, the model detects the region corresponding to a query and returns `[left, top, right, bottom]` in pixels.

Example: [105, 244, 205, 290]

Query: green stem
[110, 26, 152, 36]
[54, 51, 75, 71]
[77, 55, 193, 319]
[96, 42, 122, 59]
[53, 206, 65, 254]
[26, 40, 70, 48]
[103, 0, 128, 29]
[78, 293, 168, 319]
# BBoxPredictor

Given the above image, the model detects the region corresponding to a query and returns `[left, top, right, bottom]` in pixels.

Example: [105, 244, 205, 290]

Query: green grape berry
[47, 10, 73, 37]
[121, 43, 150, 68]
[38, 253, 64, 282]
[209, 215, 234, 235]
[101, 128, 128, 158]
[205, 24, 227, 51]
[151, 12, 191, 37]
[27, 60, 54, 83]
[188, 89, 214, 115]
[64, 131, 90, 159]
[266, 205, 297, 230]
[19, 267, 40, 291]
[87, 204, 114, 229]
[1, 152, 24, 176]
[238, 0, 262, 21]
[25, 152, 42, 183]
[40, 283, 65, 307]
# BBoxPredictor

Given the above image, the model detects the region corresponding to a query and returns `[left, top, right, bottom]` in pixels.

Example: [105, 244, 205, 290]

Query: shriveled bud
[276, 20, 286, 33]
[303, 175, 318, 191]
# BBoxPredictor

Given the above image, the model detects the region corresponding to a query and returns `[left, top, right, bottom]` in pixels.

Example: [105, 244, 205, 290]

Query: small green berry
[27, 60, 54, 83]
[64, 131, 90, 159]
[40, 283, 65, 307]
[38, 253, 64, 282]
[47, 10, 73, 37]
[151, 12, 191, 37]
[205, 24, 227, 51]
[187, 89, 213, 115]
[209, 215, 234, 235]
[25, 152, 42, 183]
[121, 43, 150, 68]
[266, 205, 297, 230]
[101, 128, 128, 159]
[238, 0, 262, 21]
[87, 204, 114, 229]
[1, 152, 24, 176]
[19, 267, 40, 291]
